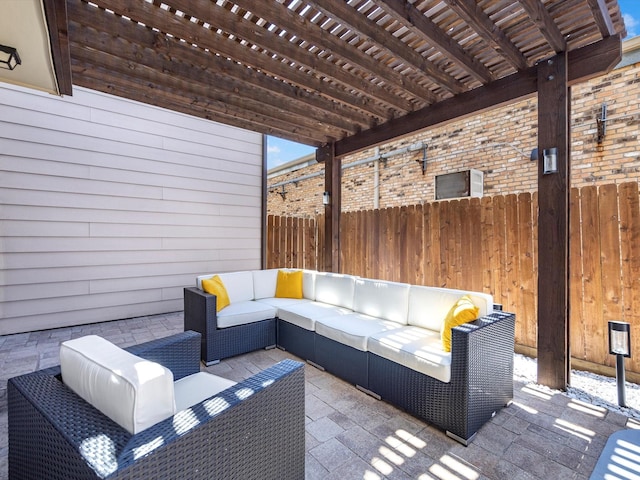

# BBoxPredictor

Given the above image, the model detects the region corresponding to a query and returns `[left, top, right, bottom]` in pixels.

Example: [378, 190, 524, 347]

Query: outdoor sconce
[0, 44, 21, 70]
[322, 191, 331, 205]
[597, 103, 607, 144]
[608, 320, 631, 407]
[542, 147, 557, 174]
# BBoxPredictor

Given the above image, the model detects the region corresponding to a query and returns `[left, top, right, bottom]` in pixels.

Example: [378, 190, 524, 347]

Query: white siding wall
[0, 84, 264, 335]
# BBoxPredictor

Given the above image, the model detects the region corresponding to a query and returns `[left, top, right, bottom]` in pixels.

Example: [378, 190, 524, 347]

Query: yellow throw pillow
[441, 295, 479, 352]
[275, 270, 303, 299]
[201, 275, 230, 312]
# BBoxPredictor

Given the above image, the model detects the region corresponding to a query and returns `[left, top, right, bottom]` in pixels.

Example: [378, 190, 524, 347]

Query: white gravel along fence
[513, 353, 640, 419]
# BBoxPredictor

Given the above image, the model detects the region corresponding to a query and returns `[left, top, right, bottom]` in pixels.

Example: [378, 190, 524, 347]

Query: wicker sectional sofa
[8, 331, 305, 480]
[184, 269, 515, 444]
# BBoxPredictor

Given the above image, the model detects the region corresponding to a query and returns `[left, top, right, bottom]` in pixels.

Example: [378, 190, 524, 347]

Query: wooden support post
[537, 53, 570, 390]
[318, 143, 341, 272]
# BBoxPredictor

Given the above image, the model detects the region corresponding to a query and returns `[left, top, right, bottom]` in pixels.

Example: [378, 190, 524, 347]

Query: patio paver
[0, 312, 636, 480]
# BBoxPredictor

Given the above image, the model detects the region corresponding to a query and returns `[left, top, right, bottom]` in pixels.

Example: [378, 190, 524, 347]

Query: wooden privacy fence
[267, 181, 640, 376]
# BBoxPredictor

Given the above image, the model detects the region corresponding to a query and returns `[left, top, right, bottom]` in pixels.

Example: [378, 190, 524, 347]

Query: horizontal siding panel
[0, 153, 260, 189]
[1, 261, 225, 286]
[0, 281, 90, 303]
[162, 187, 262, 206]
[92, 108, 261, 155]
[0, 84, 263, 333]
[0, 236, 258, 253]
[2, 249, 223, 269]
[1, 87, 92, 122]
[88, 223, 260, 238]
[0, 300, 183, 335]
[2, 237, 159, 253]
[1, 205, 244, 228]
[0, 220, 90, 237]
[0, 187, 227, 216]
[161, 237, 259, 250]
[1, 122, 262, 176]
[0, 104, 165, 149]
[90, 274, 197, 294]
[2, 171, 163, 199]
[3, 289, 163, 318]
[90, 165, 261, 194]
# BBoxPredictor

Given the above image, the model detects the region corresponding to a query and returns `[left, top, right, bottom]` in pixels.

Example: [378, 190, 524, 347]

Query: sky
[266, 1, 640, 170]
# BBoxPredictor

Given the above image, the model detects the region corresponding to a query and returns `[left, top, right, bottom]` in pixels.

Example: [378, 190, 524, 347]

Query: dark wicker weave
[184, 286, 277, 365]
[367, 311, 515, 444]
[8, 331, 305, 480]
[315, 334, 369, 389]
[277, 318, 316, 363]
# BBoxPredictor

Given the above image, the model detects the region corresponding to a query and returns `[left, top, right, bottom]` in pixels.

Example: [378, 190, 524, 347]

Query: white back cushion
[302, 270, 317, 300]
[252, 269, 279, 299]
[196, 271, 255, 302]
[217, 271, 255, 302]
[60, 335, 176, 435]
[314, 273, 356, 309]
[353, 279, 410, 325]
[407, 286, 493, 332]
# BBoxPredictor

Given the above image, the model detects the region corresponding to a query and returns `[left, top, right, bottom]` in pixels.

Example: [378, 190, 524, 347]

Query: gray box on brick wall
[435, 169, 484, 200]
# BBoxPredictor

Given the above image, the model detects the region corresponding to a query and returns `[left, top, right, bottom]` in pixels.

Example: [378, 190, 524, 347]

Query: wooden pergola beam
[317, 144, 341, 272]
[537, 53, 570, 390]
[43, 0, 73, 95]
[335, 35, 622, 158]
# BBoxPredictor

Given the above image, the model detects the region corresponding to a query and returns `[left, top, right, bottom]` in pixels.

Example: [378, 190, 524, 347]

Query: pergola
[37, 0, 626, 390]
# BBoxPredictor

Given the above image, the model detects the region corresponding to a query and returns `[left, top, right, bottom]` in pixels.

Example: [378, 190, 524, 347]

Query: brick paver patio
[1, 312, 636, 479]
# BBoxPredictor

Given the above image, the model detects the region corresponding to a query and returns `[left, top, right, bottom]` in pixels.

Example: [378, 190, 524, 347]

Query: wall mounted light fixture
[597, 103, 608, 144]
[542, 147, 558, 174]
[0, 44, 21, 70]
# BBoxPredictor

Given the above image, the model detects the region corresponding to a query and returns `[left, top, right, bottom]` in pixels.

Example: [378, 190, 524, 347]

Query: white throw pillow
[60, 335, 176, 435]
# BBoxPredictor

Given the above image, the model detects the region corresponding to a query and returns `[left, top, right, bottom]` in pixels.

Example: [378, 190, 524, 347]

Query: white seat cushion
[315, 313, 403, 351]
[254, 297, 312, 309]
[353, 278, 410, 325]
[174, 372, 237, 412]
[367, 326, 452, 383]
[217, 301, 277, 328]
[60, 335, 176, 435]
[277, 301, 353, 330]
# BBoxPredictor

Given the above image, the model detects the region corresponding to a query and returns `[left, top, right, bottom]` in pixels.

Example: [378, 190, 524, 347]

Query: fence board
[599, 184, 624, 358]
[423, 202, 435, 287]
[517, 193, 536, 349]
[569, 188, 586, 360]
[581, 186, 607, 366]
[618, 182, 640, 371]
[469, 198, 483, 293]
[493, 195, 507, 308]
[480, 197, 495, 295]
[410, 205, 424, 285]
[504, 194, 521, 343]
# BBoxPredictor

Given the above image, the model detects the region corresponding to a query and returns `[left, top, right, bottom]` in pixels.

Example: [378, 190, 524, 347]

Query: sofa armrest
[450, 311, 515, 439]
[9, 357, 305, 480]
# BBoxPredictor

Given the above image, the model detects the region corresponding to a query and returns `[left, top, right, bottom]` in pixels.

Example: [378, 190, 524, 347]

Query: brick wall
[268, 42, 640, 217]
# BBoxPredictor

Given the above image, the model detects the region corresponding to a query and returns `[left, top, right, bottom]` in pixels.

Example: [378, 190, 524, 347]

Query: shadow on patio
[0, 312, 637, 480]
